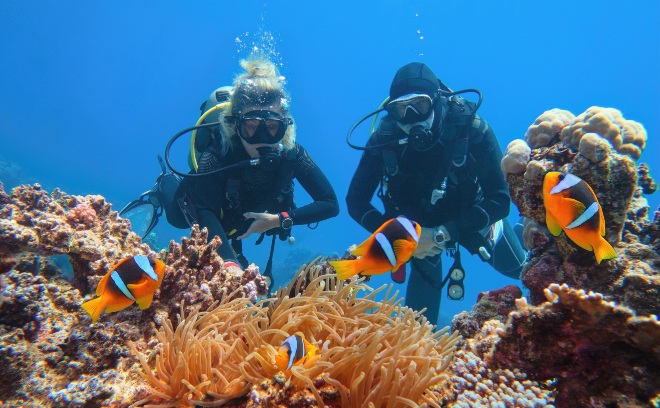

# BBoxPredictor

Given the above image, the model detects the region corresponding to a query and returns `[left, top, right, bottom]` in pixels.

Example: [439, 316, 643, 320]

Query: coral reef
[0, 183, 151, 294]
[442, 350, 555, 407]
[451, 284, 523, 341]
[1, 100, 658, 408]
[0, 266, 150, 406]
[0, 184, 276, 407]
[488, 283, 660, 407]
[156, 225, 269, 322]
[132, 259, 461, 407]
[500, 106, 659, 315]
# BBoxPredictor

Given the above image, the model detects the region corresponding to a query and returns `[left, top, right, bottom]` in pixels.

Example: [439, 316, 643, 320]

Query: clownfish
[275, 334, 319, 373]
[543, 172, 617, 264]
[81, 255, 166, 322]
[329, 216, 421, 280]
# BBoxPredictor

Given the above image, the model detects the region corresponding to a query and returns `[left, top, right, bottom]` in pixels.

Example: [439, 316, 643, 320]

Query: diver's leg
[490, 218, 527, 279]
[197, 209, 240, 263]
[405, 254, 443, 326]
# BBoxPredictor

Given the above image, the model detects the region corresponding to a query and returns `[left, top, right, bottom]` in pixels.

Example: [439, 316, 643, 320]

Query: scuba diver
[121, 57, 339, 291]
[345, 62, 526, 326]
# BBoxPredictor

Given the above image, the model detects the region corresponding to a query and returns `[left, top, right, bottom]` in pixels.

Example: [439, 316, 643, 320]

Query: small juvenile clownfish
[275, 334, 319, 373]
[81, 255, 166, 323]
[543, 172, 617, 264]
[329, 216, 421, 280]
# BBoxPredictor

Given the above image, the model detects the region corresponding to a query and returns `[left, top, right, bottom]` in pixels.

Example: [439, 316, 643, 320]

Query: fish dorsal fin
[96, 272, 112, 296]
[352, 238, 370, 257]
[546, 211, 563, 236]
[599, 205, 606, 236]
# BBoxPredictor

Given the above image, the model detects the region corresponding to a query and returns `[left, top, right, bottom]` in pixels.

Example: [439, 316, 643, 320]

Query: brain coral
[524, 108, 575, 149]
[560, 106, 647, 160]
[500, 139, 531, 177]
[131, 259, 460, 407]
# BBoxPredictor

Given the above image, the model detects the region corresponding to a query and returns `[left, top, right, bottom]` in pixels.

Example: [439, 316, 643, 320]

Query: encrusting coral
[444, 350, 555, 407]
[131, 258, 461, 407]
[488, 283, 660, 407]
[0, 183, 151, 294]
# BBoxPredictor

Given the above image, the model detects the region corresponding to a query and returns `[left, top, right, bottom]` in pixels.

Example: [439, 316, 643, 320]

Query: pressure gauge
[448, 284, 464, 300]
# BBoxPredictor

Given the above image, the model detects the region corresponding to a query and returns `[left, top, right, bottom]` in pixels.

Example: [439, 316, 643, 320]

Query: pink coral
[66, 203, 97, 229]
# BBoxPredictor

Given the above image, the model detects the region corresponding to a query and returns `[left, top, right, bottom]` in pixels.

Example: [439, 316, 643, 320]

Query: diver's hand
[237, 212, 280, 240]
[413, 227, 444, 259]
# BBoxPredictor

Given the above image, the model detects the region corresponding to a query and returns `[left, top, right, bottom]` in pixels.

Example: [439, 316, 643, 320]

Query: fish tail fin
[81, 297, 108, 323]
[329, 259, 362, 280]
[594, 236, 618, 264]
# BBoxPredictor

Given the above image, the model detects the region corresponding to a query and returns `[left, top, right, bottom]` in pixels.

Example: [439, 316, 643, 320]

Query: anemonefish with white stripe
[543, 172, 617, 264]
[81, 255, 166, 322]
[275, 334, 319, 373]
[329, 216, 422, 280]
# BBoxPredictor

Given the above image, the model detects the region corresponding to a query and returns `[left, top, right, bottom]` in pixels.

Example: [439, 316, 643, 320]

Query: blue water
[1, 1, 658, 328]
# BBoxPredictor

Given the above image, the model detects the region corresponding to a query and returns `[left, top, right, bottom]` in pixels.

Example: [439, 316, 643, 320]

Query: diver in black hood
[345, 62, 525, 326]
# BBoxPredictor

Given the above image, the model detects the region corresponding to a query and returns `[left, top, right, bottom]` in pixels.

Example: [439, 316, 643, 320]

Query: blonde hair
[220, 56, 296, 154]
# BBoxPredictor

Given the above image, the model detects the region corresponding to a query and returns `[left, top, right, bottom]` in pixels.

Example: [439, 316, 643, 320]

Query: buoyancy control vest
[220, 147, 298, 241]
[373, 96, 526, 279]
[375, 96, 483, 225]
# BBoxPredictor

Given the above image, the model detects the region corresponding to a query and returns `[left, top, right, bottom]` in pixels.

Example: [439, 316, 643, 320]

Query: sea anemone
[131, 258, 460, 407]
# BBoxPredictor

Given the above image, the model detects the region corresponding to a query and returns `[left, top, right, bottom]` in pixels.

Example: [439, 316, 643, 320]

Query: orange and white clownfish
[543, 171, 617, 264]
[275, 334, 319, 373]
[81, 255, 166, 322]
[329, 216, 422, 280]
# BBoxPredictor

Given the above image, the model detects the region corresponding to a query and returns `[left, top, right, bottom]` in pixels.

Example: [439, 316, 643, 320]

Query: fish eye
[287, 350, 291, 356]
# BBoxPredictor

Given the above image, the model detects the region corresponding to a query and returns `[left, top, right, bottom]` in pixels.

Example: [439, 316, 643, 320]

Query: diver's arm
[189, 153, 239, 261]
[287, 145, 339, 225]
[444, 119, 510, 241]
[346, 146, 387, 233]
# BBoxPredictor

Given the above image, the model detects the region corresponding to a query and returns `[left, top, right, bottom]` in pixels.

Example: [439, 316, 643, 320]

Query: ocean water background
[1, 1, 658, 328]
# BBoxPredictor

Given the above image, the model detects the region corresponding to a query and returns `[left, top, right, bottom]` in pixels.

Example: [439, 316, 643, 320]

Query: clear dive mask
[386, 93, 434, 124]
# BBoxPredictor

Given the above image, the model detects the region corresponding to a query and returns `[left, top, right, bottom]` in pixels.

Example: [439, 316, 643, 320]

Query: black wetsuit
[346, 103, 510, 325]
[184, 139, 339, 266]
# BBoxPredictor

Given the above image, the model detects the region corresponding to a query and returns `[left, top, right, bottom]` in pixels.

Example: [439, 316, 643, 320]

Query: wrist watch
[279, 212, 293, 230]
[433, 226, 446, 246]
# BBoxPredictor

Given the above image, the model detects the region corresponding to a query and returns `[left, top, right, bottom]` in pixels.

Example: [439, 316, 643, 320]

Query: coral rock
[489, 283, 660, 407]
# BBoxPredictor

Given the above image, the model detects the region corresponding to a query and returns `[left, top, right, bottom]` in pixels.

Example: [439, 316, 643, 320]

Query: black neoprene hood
[389, 62, 440, 100]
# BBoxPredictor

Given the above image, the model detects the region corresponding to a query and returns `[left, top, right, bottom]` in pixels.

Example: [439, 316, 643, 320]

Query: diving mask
[228, 110, 293, 145]
[386, 93, 434, 124]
